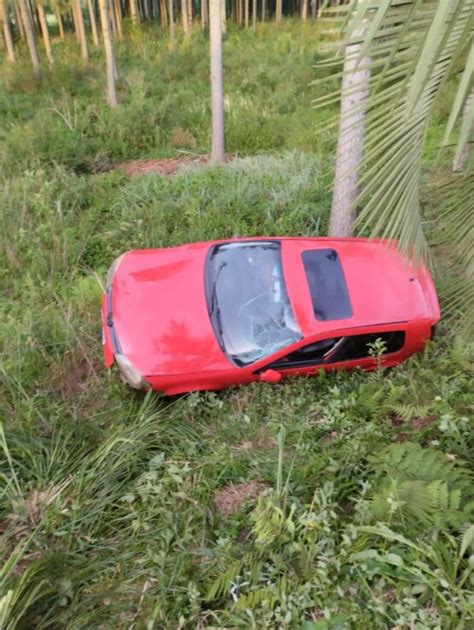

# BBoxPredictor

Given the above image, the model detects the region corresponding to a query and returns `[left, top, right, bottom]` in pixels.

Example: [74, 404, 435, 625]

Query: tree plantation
[1, 0, 473, 627]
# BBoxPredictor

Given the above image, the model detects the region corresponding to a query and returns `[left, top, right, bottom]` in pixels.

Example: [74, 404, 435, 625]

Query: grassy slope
[0, 22, 473, 629]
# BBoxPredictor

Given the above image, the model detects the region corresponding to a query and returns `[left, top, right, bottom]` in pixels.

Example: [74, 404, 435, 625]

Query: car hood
[111, 244, 231, 376]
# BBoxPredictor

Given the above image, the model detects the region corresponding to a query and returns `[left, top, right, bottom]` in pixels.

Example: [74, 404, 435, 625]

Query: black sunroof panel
[301, 249, 353, 321]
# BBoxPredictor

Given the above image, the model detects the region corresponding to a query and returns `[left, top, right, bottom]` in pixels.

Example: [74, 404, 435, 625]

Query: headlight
[115, 353, 149, 390]
[106, 253, 126, 289]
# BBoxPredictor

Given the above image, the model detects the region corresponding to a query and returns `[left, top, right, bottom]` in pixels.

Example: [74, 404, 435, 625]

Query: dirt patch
[412, 415, 435, 430]
[214, 481, 268, 518]
[115, 154, 234, 177]
[231, 426, 276, 453]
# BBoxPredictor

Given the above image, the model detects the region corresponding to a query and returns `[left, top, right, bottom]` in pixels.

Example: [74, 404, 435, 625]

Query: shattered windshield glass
[206, 241, 301, 365]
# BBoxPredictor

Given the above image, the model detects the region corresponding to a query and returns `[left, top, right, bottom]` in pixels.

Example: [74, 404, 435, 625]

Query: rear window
[302, 249, 352, 321]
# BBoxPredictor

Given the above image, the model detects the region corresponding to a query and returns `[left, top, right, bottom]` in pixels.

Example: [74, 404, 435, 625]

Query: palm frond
[314, 0, 474, 324]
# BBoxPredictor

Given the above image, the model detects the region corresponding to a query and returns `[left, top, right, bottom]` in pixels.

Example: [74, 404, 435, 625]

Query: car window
[266, 331, 405, 369]
[302, 249, 352, 321]
[206, 241, 302, 366]
[330, 331, 405, 362]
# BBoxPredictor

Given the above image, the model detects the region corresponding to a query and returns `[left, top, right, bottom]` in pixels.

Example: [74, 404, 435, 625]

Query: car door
[256, 327, 407, 380]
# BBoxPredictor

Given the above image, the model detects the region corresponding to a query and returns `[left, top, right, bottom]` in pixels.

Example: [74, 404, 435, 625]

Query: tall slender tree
[252, 0, 255, 30]
[168, 0, 174, 38]
[130, 0, 139, 23]
[55, 5, 64, 38]
[73, 0, 89, 62]
[18, 0, 40, 73]
[201, 0, 207, 28]
[181, 0, 188, 33]
[329, 29, 369, 236]
[113, 0, 122, 38]
[0, 0, 16, 61]
[209, 0, 224, 162]
[98, 0, 118, 106]
[86, 0, 99, 45]
[220, 0, 225, 33]
[14, 1, 25, 39]
[37, 0, 53, 63]
[275, 0, 281, 21]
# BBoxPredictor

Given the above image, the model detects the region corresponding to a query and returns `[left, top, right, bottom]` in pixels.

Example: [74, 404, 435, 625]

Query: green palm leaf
[315, 0, 474, 333]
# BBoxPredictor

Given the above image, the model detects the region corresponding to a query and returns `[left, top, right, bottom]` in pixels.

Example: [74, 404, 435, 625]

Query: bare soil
[115, 155, 234, 177]
[213, 481, 268, 518]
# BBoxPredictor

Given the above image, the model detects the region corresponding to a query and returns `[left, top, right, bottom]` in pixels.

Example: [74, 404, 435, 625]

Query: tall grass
[1, 22, 473, 628]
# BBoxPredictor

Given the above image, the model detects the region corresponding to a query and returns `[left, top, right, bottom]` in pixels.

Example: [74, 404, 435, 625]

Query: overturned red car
[102, 237, 440, 395]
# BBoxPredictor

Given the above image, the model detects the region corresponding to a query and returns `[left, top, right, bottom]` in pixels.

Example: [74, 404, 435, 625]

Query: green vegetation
[1, 23, 473, 629]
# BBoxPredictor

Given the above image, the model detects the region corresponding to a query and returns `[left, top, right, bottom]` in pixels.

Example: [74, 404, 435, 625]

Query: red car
[102, 237, 440, 395]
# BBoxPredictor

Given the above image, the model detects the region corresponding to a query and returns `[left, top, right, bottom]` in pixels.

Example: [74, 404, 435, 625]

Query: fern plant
[363, 443, 474, 538]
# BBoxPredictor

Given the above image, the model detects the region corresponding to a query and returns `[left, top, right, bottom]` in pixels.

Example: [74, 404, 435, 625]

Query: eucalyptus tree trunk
[201, 0, 207, 28]
[209, 0, 224, 163]
[180, 0, 188, 33]
[244, 0, 248, 27]
[98, 0, 117, 106]
[275, 0, 281, 21]
[453, 90, 473, 173]
[329, 33, 370, 237]
[261, 0, 265, 21]
[37, 0, 53, 63]
[310, 0, 316, 18]
[252, 0, 255, 30]
[55, 8, 64, 38]
[18, 0, 40, 73]
[0, 0, 16, 61]
[73, 0, 89, 62]
[86, 0, 99, 45]
[168, 0, 174, 38]
[160, 0, 168, 27]
[130, 0, 139, 23]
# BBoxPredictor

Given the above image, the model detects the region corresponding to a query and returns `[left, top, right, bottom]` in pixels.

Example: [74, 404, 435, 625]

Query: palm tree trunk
[452, 90, 473, 173]
[301, 0, 307, 20]
[186, 0, 192, 27]
[275, 0, 281, 21]
[168, 0, 174, 38]
[201, 0, 207, 28]
[73, 0, 89, 62]
[56, 8, 65, 38]
[220, 0, 225, 34]
[14, 2, 25, 39]
[130, 0, 139, 24]
[160, 0, 168, 27]
[98, 0, 118, 106]
[180, 0, 188, 33]
[37, 0, 53, 63]
[0, 0, 16, 61]
[87, 0, 99, 45]
[329, 33, 370, 237]
[113, 0, 122, 37]
[18, 0, 40, 73]
[209, 0, 224, 163]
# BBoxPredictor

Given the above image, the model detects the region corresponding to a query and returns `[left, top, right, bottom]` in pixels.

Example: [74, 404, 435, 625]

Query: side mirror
[259, 369, 282, 384]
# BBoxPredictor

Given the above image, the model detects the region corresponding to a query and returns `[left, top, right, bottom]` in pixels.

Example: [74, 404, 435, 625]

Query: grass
[1, 20, 473, 629]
